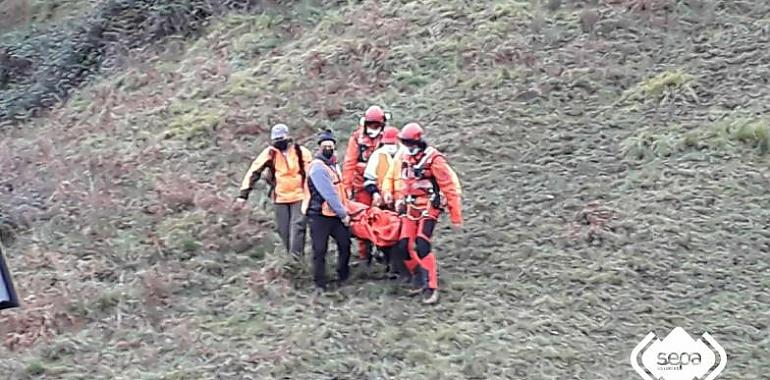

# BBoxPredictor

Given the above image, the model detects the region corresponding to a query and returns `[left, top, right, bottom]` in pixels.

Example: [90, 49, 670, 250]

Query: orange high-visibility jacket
[239, 144, 313, 204]
[342, 127, 382, 194]
[383, 147, 463, 224]
[363, 145, 403, 193]
[301, 159, 348, 217]
[381, 149, 403, 199]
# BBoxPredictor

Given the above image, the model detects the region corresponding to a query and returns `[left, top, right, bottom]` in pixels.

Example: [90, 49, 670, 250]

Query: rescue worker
[302, 130, 352, 292]
[343, 105, 387, 264]
[235, 124, 313, 259]
[362, 126, 402, 275]
[382, 123, 462, 304]
[363, 126, 402, 209]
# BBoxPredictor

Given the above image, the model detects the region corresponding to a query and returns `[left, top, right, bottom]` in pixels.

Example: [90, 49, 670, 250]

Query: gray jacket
[306, 154, 348, 219]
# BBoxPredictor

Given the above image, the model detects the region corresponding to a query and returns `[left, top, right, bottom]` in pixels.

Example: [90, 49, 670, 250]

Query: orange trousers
[352, 190, 373, 259]
[397, 205, 441, 290]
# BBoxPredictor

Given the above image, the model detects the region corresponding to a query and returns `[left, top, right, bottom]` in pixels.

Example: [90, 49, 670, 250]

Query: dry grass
[1, 0, 770, 379]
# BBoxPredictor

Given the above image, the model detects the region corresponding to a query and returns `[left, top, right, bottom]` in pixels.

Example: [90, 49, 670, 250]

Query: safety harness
[403, 147, 444, 219]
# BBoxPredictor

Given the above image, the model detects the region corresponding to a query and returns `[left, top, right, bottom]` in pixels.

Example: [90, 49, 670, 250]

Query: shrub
[621, 69, 697, 104]
[0, 0, 268, 124]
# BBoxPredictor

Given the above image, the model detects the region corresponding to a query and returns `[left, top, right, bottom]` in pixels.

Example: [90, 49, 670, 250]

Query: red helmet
[364, 106, 386, 123]
[381, 127, 399, 144]
[399, 122, 423, 142]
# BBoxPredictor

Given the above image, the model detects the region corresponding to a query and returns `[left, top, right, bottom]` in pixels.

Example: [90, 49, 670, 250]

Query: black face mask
[273, 140, 289, 151]
[321, 148, 334, 159]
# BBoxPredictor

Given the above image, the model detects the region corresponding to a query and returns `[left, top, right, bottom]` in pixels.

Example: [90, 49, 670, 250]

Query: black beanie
[317, 129, 336, 145]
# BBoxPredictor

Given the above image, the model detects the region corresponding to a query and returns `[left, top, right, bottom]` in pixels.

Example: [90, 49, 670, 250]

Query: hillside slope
[1, 1, 770, 379]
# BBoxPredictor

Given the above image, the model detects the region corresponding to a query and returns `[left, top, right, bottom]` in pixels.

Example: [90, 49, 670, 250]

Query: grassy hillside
[1, 0, 769, 379]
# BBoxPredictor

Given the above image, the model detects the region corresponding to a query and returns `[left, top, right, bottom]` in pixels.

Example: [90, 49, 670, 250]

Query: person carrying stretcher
[382, 122, 463, 304]
[361, 126, 403, 275]
[343, 105, 388, 265]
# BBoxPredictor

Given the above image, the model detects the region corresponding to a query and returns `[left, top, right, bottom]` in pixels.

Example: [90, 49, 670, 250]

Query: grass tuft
[715, 117, 770, 154]
[25, 360, 45, 376]
[622, 69, 697, 104]
[623, 114, 770, 161]
[641, 70, 694, 97]
[163, 102, 223, 147]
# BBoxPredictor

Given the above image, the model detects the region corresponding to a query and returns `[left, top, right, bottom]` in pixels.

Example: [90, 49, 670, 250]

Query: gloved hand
[342, 215, 351, 227]
[372, 192, 383, 208]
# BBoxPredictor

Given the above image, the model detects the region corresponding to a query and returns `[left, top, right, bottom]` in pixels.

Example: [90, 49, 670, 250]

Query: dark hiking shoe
[373, 249, 386, 264]
[332, 270, 350, 286]
[422, 289, 439, 304]
[351, 256, 372, 268]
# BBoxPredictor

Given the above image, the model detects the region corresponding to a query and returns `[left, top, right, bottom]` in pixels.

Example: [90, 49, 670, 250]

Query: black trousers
[309, 215, 352, 289]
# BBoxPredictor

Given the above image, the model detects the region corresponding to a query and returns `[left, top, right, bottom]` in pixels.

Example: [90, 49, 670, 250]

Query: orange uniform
[343, 127, 383, 194]
[387, 143, 462, 300]
[342, 127, 383, 259]
[388, 147, 462, 220]
[384, 147, 462, 222]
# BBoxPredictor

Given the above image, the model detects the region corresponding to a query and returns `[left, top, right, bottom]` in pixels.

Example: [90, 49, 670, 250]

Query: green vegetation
[1, 0, 769, 379]
[639, 70, 695, 98]
[713, 116, 770, 154]
[623, 113, 770, 161]
[622, 69, 698, 104]
[24, 360, 45, 376]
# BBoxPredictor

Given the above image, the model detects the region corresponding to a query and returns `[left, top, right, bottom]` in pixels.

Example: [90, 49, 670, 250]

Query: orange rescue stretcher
[346, 200, 401, 248]
[346, 191, 451, 248]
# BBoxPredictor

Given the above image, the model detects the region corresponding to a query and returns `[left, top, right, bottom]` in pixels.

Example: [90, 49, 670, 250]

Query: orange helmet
[399, 122, 423, 142]
[381, 127, 399, 144]
[364, 106, 386, 123]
